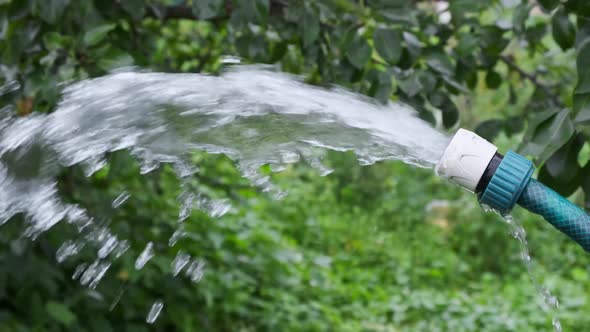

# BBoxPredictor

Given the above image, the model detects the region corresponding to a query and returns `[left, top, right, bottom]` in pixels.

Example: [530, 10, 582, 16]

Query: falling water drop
[146, 300, 164, 324]
[178, 192, 195, 222]
[552, 317, 562, 332]
[135, 242, 155, 270]
[112, 191, 131, 208]
[98, 235, 119, 259]
[79, 260, 111, 289]
[185, 258, 206, 283]
[168, 228, 186, 247]
[56, 240, 85, 263]
[171, 251, 191, 276]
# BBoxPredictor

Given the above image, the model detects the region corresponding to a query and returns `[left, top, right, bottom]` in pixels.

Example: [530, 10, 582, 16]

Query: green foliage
[2, 0, 590, 331]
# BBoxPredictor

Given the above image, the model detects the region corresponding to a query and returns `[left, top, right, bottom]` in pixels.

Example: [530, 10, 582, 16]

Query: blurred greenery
[1, 0, 590, 331]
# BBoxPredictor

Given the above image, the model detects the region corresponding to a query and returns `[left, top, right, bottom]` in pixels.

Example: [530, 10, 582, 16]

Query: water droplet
[9, 237, 27, 256]
[56, 240, 85, 262]
[271, 189, 288, 200]
[185, 258, 206, 283]
[109, 287, 126, 311]
[112, 191, 130, 208]
[168, 228, 186, 247]
[221, 55, 241, 64]
[171, 251, 191, 276]
[178, 192, 195, 222]
[208, 199, 231, 218]
[135, 242, 154, 270]
[0, 80, 20, 95]
[280, 151, 300, 164]
[98, 235, 119, 259]
[146, 300, 164, 324]
[79, 260, 111, 289]
[140, 161, 159, 174]
[83, 157, 107, 177]
[552, 317, 562, 332]
[114, 240, 130, 258]
[174, 162, 199, 178]
[72, 263, 87, 280]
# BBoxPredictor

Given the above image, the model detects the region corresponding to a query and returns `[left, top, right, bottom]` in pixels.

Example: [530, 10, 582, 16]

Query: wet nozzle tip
[436, 129, 498, 192]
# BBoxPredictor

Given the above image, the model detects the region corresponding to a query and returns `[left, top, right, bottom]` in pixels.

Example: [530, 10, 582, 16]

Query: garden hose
[436, 129, 590, 252]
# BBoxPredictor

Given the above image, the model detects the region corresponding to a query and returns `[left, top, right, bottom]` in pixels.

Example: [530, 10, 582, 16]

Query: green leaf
[373, 28, 402, 65]
[578, 142, 590, 167]
[425, 52, 453, 76]
[397, 71, 423, 97]
[402, 31, 422, 56]
[368, 70, 392, 103]
[538, 0, 559, 13]
[583, 164, 590, 210]
[301, 11, 320, 47]
[539, 134, 585, 196]
[43, 32, 69, 50]
[417, 70, 437, 94]
[485, 70, 502, 89]
[83, 24, 116, 47]
[544, 134, 585, 181]
[121, 0, 145, 20]
[35, 0, 70, 24]
[98, 48, 134, 71]
[525, 23, 548, 46]
[574, 33, 590, 130]
[475, 119, 504, 141]
[456, 33, 478, 56]
[479, 25, 509, 55]
[192, 0, 224, 20]
[46, 301, 76, 326]
[505, 115, 525, 136]
[520, 109, 575, 163]
[441, 76, 469, 94]
[269, 41, 287, 63]
[231, 0, 269, 27]
[552, 8, 576, 50]
[440, 98, 459, 128]
[346, 34, 371, 69]
[512, 3, 531, 34]
[430, 92, 459, 128]
[236, 34, 268, 61]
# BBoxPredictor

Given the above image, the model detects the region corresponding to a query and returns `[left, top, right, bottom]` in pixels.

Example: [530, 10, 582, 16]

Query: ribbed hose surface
[518, 179, 590, 252]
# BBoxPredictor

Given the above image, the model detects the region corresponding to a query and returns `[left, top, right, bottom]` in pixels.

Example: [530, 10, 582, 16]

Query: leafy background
[1, 0, 590, 331]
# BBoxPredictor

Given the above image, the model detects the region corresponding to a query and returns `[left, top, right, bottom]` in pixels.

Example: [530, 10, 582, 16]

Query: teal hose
[518, 179, 590, 252]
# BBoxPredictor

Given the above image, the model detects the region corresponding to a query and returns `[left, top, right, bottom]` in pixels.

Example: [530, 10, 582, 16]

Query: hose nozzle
[435, 128, 499, 193]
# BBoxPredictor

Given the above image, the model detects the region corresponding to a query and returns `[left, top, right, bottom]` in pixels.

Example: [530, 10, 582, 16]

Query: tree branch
[499, 55, 564, 108]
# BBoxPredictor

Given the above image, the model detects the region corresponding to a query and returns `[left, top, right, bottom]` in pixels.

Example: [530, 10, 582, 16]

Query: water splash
[0, 65, 447, 240]
[0, 65, 450, 322]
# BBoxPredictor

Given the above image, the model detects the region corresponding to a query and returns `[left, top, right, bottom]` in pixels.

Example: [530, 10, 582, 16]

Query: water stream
[0, 65, 559, 329]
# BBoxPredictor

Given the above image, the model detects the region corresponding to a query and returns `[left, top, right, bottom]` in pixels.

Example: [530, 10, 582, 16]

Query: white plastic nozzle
[435, 128, 498, 192]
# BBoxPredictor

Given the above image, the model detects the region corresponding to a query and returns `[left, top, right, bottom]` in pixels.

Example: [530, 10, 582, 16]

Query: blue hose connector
[437, 129, 590, 252]
[479, 151, 534, 215]
[478, 151, 590, 252]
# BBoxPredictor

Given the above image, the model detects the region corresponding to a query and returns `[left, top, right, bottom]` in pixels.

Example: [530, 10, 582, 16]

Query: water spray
[437, 129, 590, 252]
